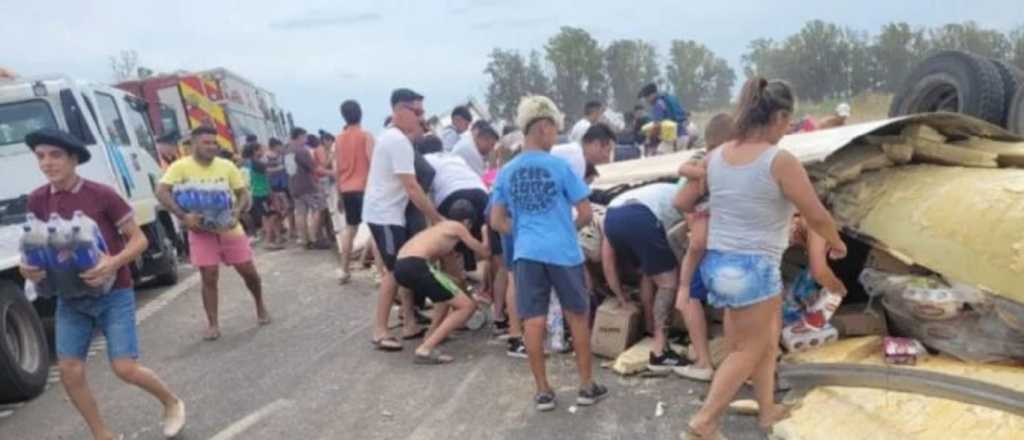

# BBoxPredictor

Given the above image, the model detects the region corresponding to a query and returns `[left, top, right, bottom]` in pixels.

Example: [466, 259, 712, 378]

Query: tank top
[336, 126, 372, 193]
[706, 145, 794, 260]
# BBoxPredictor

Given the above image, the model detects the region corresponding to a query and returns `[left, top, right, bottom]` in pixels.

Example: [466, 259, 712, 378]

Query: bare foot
[202, 327, 221, 341]
[757, 403, 793, 432]
[257, 311, 272, 326]
[685, 417, 723, 440]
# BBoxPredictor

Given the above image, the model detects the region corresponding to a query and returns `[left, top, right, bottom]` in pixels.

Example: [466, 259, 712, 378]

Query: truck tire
[0, 281, 49, 404]
[152, 220, 179, 286]
[889, 51, 1006, 125]
[990, 59, 1023, 127]
[1010, 88, 1024, 135]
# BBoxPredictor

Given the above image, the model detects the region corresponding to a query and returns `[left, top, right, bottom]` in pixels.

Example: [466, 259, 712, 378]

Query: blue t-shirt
[651, 94, 688, 136]
[491, 150, 590, 266]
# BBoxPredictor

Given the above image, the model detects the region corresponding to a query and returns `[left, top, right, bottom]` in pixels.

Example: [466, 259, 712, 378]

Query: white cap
[836, 103, 851, 118]
[516, 95, 564, 133]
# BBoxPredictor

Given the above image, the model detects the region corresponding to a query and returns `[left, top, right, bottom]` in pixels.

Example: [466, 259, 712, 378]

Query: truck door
[121, 94, 163, 198]
[91, 90, 148, 201]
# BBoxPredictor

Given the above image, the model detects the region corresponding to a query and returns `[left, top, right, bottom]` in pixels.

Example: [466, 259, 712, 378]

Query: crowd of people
[19, 76, 853, 439]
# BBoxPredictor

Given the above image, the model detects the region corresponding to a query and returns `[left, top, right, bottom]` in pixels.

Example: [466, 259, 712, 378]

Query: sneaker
[506, 338, 528, 359]
[492, 319, 510, 338]
[535, 391, 556, 412]
[162, 398, 186, 438]
[577, 383, 609, 406]
[673, 364, 714, 381]
[648, 350, 686, 373]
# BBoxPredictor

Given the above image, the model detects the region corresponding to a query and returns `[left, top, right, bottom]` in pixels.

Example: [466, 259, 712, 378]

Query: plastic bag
[547, 291, 566, 352]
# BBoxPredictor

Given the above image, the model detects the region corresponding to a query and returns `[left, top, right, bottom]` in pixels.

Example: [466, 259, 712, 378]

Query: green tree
[666, 40, 735, 111]
[1010, 25, 1024, 70]
[928, 21, 1013, 60]
[525, 50, 553, 98]
[545, 27, 608, 120]
[483, 48, 529, 123]
[604, 39, 661, 112]
[873, 22, 930, 92]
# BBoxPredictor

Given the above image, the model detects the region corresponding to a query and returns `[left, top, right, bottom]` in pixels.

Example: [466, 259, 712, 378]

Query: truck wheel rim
[3, 308, 41, 374]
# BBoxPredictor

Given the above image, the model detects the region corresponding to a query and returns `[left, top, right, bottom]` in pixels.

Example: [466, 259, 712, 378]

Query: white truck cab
[0, 74, 181, 404]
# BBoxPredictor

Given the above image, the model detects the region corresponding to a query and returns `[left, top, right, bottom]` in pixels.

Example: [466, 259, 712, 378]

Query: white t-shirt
[424, 153, 485, 206]
[609, 182, 684, 228]
[568, 119, 591, 144]
[363, 127, 415, 226]
[551, 142, 586, 180]
[451, 136, 486, 176]
[440, 126, 462, 152]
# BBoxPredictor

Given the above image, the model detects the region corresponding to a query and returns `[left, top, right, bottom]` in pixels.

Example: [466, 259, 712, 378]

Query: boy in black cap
[19, 128, 186, 439]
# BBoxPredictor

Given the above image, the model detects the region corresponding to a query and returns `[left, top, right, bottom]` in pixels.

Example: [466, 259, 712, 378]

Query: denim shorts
[699, 250, 783, 308]
[56, 288, 139, 361]
[514, 260, 590, 319]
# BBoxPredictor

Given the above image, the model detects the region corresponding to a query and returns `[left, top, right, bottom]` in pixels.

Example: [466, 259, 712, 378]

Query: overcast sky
[4, 0, 1022, 134]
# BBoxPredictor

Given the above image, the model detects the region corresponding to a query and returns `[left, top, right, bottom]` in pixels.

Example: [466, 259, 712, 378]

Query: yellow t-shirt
[160, 156, 246, 235]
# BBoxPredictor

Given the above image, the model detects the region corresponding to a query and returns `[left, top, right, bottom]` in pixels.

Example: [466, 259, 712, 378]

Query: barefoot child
[672, 113, 734, 381]
[393, 200, 491, 364]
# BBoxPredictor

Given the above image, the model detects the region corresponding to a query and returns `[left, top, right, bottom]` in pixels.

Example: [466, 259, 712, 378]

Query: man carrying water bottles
[156, 126, 271, 341]
[19, 128, 186, 440]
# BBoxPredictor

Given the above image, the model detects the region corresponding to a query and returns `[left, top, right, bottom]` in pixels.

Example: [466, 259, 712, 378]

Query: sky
[4, 0, 1022, 135]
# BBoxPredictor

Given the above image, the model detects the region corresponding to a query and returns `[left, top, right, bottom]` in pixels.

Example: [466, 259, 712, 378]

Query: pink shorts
[188, 231, 254, 267]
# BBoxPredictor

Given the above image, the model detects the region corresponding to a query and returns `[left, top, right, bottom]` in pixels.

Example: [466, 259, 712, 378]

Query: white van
[0, 74, 181, 403]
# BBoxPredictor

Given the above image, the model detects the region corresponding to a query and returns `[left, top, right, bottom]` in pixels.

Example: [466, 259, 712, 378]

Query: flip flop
[202, 328, 221, 341]
[682, 423, 728, 440]
[372, 336, 402, 352]
[402, 328, 428, 340]
[414, 349, 454, 365]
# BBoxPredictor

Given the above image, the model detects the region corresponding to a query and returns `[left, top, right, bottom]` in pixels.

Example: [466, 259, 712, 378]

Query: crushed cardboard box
[591, 300, 642, 359]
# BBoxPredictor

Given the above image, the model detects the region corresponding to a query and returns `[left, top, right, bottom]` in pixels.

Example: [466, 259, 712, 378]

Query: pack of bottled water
[20, 211, 113, 298]
[172, 182, 235, 230]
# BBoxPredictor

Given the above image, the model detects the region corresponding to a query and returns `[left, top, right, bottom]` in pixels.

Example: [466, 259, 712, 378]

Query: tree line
[483, 21, 1024, 123]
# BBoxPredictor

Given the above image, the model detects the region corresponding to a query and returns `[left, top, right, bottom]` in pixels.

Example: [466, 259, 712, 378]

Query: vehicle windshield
[0, 99, 59, 147]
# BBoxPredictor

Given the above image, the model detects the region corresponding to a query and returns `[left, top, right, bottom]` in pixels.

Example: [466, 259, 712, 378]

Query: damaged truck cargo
[592, 111, 1024, 439]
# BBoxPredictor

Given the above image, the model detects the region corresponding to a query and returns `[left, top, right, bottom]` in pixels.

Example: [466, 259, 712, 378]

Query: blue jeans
[56, 288, 139, 361]
[700, 250, 783, 308]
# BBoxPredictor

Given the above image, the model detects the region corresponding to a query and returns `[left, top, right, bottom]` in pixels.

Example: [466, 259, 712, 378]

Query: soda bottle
[19, 213, 50, 269]
[70, 211, 102, 271]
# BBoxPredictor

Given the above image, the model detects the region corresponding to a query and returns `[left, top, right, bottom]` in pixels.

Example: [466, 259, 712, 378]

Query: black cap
[638, 83, 657, 99]
[25, 128, 91, 163]
[390, 88, 424, 106]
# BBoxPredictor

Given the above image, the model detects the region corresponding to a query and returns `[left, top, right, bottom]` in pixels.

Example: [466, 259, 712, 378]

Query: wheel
[990, 59, 1023, 128]
[151, 220, 179, 286]
[0, 280, 49, 404]
[889, 51, 1006, 125]
[1010, 87, 1024, 135]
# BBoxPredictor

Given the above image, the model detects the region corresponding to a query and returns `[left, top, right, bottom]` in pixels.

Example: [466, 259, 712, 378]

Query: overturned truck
[592, 112, 1024, 439]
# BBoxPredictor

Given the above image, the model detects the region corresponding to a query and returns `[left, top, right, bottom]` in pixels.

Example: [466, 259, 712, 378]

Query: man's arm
[398, 174, 442, 224]
[600, 239, 630, 306]
[233, 186, 252, 219]
[574, 199, 592, 230]
[490, 203, 511, 235]
[81, 219, 148, 287]
[455, 223, 491, 259]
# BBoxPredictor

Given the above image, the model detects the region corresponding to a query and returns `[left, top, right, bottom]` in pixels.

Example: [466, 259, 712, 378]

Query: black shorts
[368, 223, 409, 271]
[340, 192, 364, 226]
[252, 196, 271, 220]
[439, 188, 488, 271]
[393, 257, 461, 303]
[604, 204, 678, 275]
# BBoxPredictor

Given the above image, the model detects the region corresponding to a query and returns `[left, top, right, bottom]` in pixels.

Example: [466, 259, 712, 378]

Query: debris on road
[655, 401, 665, 417]
[728, 400, 758, 416]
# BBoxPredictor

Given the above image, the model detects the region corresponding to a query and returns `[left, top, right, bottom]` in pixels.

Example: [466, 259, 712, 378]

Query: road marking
[209, 398, 294, 440]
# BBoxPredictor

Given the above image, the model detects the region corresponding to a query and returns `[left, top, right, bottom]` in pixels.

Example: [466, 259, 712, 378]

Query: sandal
[414, 349, 454, 365]
[682, 423, 727, 440]
[372, 336, 402, 352]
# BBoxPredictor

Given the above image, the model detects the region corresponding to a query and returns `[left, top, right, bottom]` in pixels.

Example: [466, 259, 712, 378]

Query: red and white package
[883, 336, 927, 365]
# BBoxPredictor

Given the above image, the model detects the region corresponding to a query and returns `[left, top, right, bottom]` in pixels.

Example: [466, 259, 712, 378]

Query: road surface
[0, 247, 763, 439]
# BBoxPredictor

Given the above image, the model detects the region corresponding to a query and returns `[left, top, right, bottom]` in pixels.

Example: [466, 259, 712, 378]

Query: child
[392, 200, 491, 364]
[672, 113, 734, 381]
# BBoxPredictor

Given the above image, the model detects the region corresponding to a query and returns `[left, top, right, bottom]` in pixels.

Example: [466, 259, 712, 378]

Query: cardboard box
[591, 299, 641, 359]
[832, 303, 887, 337]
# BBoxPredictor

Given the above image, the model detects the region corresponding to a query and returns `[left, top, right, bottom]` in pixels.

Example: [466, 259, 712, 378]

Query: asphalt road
[0, 247, 763, 440]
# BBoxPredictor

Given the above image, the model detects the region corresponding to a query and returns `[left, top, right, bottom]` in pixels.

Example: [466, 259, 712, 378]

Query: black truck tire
[889, 51, 1006, 125]
[1010, 87, 1024, 135]
[990, 59, 1023, 127]
[0, 280, 49, 404]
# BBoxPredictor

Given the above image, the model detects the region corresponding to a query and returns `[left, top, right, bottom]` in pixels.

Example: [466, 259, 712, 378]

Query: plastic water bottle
[70, 211, 103, 271]
[20, 213, 50, 269]
[547, 290, 566, 353]
[47, 214, 76, 270]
